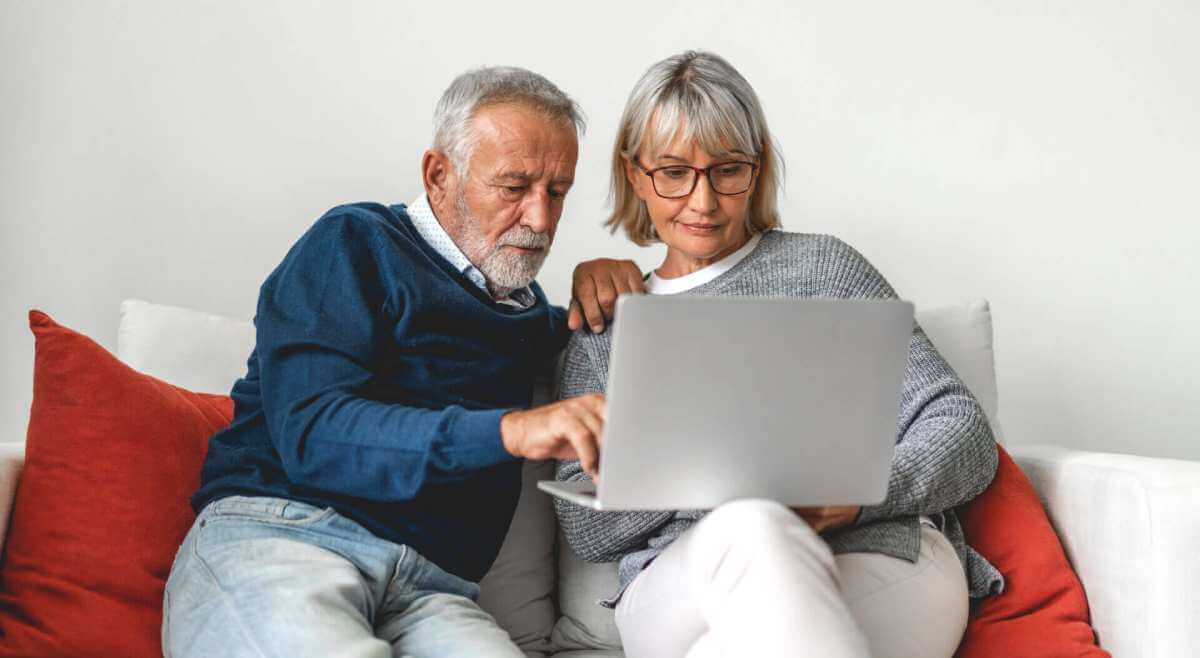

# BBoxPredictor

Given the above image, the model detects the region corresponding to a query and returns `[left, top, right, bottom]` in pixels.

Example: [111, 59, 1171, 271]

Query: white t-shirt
[644, 233, 763, 295]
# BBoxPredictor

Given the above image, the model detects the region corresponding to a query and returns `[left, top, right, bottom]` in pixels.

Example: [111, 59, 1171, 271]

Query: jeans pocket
[208, 496, 336, 527]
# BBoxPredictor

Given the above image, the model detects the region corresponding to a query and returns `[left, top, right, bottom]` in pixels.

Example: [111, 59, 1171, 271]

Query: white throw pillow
[114, 298, 559, 653]
[550, 299, 1004, 652]
[914, 299, 1004, 442]
[117, 299, 255, 394]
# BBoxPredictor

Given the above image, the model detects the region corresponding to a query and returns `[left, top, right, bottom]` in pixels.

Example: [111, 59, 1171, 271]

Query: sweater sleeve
[552, 330, 677, 563]
[823, 237, 999, 524]
[256, 210, 515, 503]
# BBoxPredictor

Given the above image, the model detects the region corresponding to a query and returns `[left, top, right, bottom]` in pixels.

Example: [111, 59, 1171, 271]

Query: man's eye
[549, 189, 566, 200]
[505, 186, 526, 194]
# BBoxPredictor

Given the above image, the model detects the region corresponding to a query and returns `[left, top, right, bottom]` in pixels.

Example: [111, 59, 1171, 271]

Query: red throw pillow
[0, 311, 233, 658]
[956, 445, 1109, 657]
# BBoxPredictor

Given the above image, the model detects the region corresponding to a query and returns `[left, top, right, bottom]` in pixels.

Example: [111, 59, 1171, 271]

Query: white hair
[432, 66, 586, 178]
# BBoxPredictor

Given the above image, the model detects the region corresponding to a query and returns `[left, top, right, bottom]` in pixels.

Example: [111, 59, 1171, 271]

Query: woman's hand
[791, 505, 862, 533]
[568, 258, 645, 333]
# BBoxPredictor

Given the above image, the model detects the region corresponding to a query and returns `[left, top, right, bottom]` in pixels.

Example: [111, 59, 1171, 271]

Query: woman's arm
[824, 238, 999, 524]
[553, 331, 677, 563]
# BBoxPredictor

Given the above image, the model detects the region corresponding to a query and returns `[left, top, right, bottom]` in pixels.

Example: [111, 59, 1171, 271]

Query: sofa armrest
[0, 442, 26, 554]
[1009, 444, 1200, 658]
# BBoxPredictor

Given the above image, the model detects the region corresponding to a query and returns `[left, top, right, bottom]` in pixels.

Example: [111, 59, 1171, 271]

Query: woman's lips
[677, 222, 722, 235]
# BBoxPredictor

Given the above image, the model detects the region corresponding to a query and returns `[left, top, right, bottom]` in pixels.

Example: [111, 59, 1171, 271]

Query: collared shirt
[407, 194, 535, 309]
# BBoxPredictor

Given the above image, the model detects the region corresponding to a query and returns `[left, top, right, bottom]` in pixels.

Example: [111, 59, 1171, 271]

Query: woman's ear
[624, 157, 647, 201]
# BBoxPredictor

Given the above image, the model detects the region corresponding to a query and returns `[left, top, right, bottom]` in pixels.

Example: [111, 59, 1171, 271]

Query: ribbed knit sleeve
[553, 330, 677, 563]
[820, 238, 999, 524]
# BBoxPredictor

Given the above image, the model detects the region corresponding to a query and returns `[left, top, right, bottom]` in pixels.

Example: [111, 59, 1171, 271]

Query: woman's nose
[687, 171, 719, 214]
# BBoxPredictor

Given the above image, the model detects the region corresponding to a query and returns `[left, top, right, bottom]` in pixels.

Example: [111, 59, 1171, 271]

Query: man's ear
[422, 150, 453, 206]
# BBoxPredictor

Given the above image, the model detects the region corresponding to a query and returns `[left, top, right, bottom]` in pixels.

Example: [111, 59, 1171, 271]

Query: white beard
[454, 190, 551, 296]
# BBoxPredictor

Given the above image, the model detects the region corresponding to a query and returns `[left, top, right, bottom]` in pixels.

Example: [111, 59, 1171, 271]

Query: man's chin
[483, 255, 545, 290]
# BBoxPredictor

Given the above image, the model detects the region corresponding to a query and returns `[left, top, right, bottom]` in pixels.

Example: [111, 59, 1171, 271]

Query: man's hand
[791, 505, 862, 534]
[500, 394, 606, 480]
[568, 258, 645, 334]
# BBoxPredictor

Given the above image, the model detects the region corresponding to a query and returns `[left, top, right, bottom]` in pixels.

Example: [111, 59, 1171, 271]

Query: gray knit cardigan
[554, 230, 1004, 607]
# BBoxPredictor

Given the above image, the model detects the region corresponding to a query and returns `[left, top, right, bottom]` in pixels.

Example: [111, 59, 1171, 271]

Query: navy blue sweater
[193, 202, 569, 582]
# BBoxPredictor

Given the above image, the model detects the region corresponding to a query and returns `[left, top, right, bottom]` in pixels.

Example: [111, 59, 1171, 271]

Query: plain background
[2, 1, 1197, 460]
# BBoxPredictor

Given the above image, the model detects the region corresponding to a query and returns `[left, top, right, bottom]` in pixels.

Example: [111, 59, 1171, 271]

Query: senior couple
[164, 51, 1000, 658]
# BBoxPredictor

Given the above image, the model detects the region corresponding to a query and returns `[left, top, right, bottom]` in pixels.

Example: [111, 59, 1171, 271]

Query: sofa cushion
[0, 311, 235, 658]
[115, 298, 559, 652]
[478, 460, 559, 656]
[551, 532, 624, 652]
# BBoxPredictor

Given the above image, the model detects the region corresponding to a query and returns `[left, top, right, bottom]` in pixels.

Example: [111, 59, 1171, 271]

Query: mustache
[499, 226, 551, 249]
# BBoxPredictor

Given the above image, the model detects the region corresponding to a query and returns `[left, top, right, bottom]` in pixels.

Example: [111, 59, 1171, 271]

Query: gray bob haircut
[606, 51, 783, 246]
[433, 66, 586, 176]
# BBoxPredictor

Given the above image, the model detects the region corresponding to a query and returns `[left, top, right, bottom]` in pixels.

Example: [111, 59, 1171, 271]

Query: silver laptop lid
[594, 295, 914, 510]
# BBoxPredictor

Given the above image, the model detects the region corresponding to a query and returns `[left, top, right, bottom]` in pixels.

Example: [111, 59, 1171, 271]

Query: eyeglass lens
[652, 163, 754, 198]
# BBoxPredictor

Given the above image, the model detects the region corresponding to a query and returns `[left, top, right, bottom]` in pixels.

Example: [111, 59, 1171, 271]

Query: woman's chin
[665, 230, 736, 257]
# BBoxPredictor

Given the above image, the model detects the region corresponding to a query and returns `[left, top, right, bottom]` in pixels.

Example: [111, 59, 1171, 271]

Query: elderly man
[162, 67, 639, 657]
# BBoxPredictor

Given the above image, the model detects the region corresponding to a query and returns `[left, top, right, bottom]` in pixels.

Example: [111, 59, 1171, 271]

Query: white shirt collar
[645, 233, 763, 295]
[407, 193, 535, 308]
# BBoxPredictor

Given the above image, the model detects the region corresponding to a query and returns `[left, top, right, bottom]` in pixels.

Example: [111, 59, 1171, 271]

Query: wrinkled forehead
[470, 103, 579, 173]
[633, 93, 759, 161]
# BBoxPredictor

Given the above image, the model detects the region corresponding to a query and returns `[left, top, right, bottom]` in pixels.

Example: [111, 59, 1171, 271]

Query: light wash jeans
[162, 495, 523, 658]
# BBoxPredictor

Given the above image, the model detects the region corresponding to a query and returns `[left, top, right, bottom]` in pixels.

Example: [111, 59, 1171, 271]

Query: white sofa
[1, 298, 1197, 657]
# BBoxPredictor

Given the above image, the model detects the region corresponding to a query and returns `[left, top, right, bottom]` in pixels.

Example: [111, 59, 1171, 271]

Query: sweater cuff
[855, 498, 896, 525]
[453, 407, 519, 470]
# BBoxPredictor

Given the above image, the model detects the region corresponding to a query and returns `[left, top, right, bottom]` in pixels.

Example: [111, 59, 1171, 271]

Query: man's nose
[521, 191, 554, 234]
[687, 171, 719, 215]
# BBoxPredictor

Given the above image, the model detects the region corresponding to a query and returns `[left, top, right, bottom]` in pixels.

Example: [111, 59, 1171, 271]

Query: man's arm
[257, 209, 606, 503]
[256, 211, 517, 503]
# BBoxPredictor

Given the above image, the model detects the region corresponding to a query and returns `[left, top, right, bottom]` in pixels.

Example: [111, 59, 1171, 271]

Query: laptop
[537, 295, 914, 511]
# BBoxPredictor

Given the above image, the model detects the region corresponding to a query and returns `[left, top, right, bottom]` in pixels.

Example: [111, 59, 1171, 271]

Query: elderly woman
[554, 51, 1002, 658]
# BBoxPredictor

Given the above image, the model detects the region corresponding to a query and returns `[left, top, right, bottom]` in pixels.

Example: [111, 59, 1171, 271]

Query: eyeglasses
[633, 159, 758, 199]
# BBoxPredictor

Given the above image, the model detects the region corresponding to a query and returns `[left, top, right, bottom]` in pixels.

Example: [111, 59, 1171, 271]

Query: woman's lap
[614, 501, 967, 658]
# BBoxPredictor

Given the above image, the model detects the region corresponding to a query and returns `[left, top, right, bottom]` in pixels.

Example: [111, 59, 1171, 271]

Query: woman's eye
[662, 168, 691, 180]
[506, 186, 525, 194]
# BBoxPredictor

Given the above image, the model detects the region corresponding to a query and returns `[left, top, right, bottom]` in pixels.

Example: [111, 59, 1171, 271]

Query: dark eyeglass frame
[633, 158, 759, 199]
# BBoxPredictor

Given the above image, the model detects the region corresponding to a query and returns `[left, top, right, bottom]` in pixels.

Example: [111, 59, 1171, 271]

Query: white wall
[2, 1, 1198, 460]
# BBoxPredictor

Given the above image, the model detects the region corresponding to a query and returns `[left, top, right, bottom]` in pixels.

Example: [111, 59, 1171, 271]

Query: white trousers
[614, 499, 969, 658]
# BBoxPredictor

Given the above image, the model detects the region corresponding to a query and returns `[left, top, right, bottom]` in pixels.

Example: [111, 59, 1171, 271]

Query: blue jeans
[162, 495, 523, 658]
